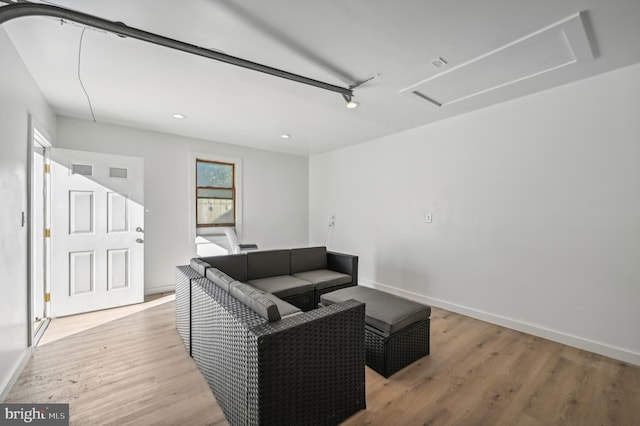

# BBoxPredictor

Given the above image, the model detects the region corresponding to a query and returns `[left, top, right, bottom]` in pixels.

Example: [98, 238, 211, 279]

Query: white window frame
[188, 152, 243, 243]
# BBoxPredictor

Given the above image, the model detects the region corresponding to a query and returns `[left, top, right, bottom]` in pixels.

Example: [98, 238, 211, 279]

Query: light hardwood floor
[7, 295, 228, 426]
[6, 296, 640, 425]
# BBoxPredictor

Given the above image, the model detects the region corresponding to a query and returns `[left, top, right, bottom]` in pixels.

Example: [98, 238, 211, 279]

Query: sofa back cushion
[290, 246, 327, 274]
[206, 268, 238, 292]
[247, 249, 290, 280]
[230, 283, 281, 322]
[190, 258, 211, 276]
[199, 254, 248, 282]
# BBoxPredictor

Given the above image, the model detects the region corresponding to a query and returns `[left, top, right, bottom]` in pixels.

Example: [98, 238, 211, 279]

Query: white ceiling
[3, 0, 640, 156]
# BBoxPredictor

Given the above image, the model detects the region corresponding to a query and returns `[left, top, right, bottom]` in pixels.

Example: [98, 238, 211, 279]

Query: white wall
[310, 62, 640, 365]
[56, 117, 309, 294]
[0, 28, 56, 398]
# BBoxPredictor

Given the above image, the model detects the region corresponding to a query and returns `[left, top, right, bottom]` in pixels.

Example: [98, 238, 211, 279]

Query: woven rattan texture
[365, 319, 430, 378]
[175, 265, 202, 355]
[251, 300, 366, 425]
[327, 252, 358, 285]
[191, 277, 267, 425]
[190, 276, 365, 425]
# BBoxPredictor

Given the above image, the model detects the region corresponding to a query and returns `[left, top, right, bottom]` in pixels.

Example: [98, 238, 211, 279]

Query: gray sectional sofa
[175, 246, 365, 425]
[194, 246, 358, 311]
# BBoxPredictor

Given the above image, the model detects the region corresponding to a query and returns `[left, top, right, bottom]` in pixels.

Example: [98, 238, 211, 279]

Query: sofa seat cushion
[230, 283, 281, 322]
[320, 286, 430, 335]
[261, 293, 302, 318]
[229, 282, 301, 319]
[292, 269, 351, 291]
[248, 275, 314, 298]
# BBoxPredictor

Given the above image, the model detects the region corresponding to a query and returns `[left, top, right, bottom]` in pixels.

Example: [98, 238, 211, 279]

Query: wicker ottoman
[321, 286, 431, 378]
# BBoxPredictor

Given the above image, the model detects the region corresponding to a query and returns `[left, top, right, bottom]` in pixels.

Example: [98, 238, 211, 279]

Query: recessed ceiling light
[281, 134, 291, 139]
[431, 57, 448, 68]
[346, 100, 360, 109]
[172, 113, 186, 119]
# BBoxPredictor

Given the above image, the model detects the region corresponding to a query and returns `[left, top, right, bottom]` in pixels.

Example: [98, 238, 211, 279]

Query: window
[196, 159, 235, 227]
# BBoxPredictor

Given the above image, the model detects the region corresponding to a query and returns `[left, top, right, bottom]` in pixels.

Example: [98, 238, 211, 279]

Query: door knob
[136, 227, 144, 233]
[136, 238, 144, 244]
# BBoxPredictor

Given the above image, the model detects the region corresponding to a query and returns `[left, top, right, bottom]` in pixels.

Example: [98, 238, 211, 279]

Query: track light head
[343, 93, 359, 109]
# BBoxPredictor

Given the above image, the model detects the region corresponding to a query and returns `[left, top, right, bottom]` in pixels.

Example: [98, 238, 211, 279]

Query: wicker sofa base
[190, 277, 366, 425]
[365, 319, 430, 378]
[175, 265, 204, 355]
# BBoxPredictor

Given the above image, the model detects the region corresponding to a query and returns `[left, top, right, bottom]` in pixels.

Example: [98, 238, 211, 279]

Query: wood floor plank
[5, 297, 227, 426]
[6, 298, 640, 425]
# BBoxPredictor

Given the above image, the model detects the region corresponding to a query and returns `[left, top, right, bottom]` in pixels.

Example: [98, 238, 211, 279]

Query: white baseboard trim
[0, 347, 32, 402]
[359, 279, 640, 366]
[144, 284, 175, 295]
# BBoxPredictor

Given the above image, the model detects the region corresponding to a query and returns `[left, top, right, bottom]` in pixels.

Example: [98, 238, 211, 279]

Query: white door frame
[27, 116, 52, 346]
[49, 148, 145, 317]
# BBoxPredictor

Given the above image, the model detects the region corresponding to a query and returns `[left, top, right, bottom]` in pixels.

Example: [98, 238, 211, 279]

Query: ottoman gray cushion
[321, 286, 430, 335]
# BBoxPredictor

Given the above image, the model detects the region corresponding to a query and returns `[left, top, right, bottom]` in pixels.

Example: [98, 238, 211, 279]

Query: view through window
[196, 159, 235, 227]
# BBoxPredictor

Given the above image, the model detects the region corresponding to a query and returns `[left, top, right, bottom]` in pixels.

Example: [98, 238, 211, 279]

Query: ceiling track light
[345, 99, 360, 109]
[0, 2, 355, 104]
[342, 93, 359, 108]
[342, 73, 380, 108]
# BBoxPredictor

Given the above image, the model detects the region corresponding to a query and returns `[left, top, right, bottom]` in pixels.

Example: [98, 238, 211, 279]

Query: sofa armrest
[249, 300, 366, 424]
[327, 251, 358, 285]
[251, 298, 363, 336]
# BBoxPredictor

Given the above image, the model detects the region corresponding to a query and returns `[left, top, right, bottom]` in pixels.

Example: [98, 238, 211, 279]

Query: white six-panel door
[50, 148, 144, 317]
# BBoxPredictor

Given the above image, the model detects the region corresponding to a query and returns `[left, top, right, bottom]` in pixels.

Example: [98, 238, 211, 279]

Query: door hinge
[44, 228, 51, 238]
[44, 293, 51, 302]
[44, 164, 51, 173]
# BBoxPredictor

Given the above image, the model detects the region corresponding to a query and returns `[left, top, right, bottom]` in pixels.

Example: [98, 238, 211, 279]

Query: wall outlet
[425, 213, 432, 223]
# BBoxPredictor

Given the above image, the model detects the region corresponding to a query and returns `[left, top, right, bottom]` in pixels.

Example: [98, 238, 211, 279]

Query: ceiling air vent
[401, 12, 594, 107]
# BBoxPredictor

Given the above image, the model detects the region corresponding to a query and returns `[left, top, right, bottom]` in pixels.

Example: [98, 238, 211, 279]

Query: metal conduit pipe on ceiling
[0, 2, 354, 101]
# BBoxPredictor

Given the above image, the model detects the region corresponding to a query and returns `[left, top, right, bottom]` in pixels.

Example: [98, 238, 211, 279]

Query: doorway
[49, 148, 145, 317]
[30, 123, 52, 345]
[28, 124, 146, 348]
